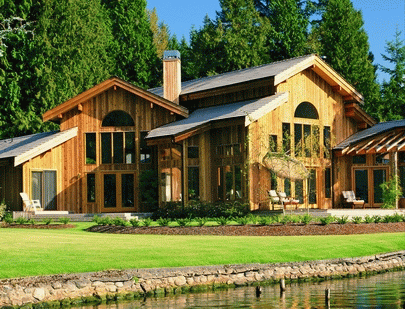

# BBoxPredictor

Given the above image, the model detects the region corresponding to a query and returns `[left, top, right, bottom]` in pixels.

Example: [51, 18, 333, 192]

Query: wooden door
[101, 172, 136, 212]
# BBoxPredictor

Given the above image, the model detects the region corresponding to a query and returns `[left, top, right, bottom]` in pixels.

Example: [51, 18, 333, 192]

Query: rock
[33, 288, 46, 301]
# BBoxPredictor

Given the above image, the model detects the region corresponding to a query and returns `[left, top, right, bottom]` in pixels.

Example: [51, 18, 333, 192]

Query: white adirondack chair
[20, 193, 43, 212]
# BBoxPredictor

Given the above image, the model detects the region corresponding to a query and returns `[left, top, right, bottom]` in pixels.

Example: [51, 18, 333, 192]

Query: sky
[146, 0, 405, 83]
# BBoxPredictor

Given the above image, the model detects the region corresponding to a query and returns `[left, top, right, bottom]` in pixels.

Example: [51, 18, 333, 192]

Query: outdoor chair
[20, 192, 43, 212]
[342, 191, 365, 209]
[277, 191, 300, 210]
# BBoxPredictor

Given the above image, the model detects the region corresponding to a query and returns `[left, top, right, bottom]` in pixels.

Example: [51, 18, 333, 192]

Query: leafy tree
[102, 0, 159, 88]
[312, 0, 380, 115]
[148, 7, 170, 59]
[188, 0, 271, 78]
[377, 30, 405, 121]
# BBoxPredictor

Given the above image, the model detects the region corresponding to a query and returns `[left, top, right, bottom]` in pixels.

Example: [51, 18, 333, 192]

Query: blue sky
[146, 0, 405, 83]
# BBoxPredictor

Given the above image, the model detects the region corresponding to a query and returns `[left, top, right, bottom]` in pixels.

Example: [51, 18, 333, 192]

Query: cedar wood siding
[58, 87, 176, 213]
[248, 69, 358, 210]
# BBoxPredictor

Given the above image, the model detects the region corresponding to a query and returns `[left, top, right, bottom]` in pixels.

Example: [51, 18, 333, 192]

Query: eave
[345, 102, 376, 128]
[43, 77, 189, 123]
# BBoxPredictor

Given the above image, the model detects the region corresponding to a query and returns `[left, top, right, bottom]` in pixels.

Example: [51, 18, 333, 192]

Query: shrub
[235, 216, 250, 225]
[28, 218, 35, 225]
[247, 214, 259, 225]
[176, 218, 191, 227]
[363, 215, 374, 224]
[300, 214, 313, 225]
[272, 215, 283, 224]
[142, 218, 153, 227]
[381, 175, 402, 209]
[337, 215, 349, 224]
[112, 217, 127, 226]
[258, 216, 270, 225]
[3, 212, 13, 224]
[42, 218, 52, 225]
[319, 216, 335, 226]
[92, 215, 101, 225]
[281, 215, 292, 225]
[16, 217, 27, 225]
[373, 215, 383, 223]
[194, 217, 208, 226]
[59, 217, 71, 225]
[215, 216, 229, 226]
[391, 213, 403, 223]
[351, 216, 363, 224]
[99, 216, 112, 226]
[157, 217, 171, 226]
[129, 218, 141, 227]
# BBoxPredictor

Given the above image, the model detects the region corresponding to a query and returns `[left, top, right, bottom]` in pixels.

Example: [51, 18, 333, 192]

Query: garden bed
[87, 222, 405, 236]
[1, 223, 76, 229]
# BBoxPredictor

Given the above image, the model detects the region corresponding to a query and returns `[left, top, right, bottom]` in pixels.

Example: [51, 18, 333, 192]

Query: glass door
[372, 168, 387, 206]
[354, 169, 369, 205]
[102, 173, 136, 212]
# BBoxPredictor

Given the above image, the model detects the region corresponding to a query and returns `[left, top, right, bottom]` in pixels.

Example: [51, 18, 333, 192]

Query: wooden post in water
[325, 288, 331, 308]
[280, 279, 286, 292]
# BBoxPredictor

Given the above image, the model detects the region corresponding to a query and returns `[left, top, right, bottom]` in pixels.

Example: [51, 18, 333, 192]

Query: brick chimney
[163, 50, 181, 104]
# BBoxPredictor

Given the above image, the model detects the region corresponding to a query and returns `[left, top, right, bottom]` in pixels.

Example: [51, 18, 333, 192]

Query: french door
[32, 170, 57, 210]
[353, 167, 388, 207]
[101, 173, 136, 212]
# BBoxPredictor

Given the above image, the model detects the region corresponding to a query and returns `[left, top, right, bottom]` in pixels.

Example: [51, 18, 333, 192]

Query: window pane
[295, 180, 303, 203]
[324, 126, 331, 158]
[113, 132, 124, 163]
[269, 135, 277, 152]
[139, 132, 150, 164]
[282, 123, 291, 153]
[171, 167, 182, 201]
[85, 133, 96, 164]
[122, 174, 134, 208]
[373, 169, 386, 204]
[308, 169, 316, 204]
[125, 132, 135, 164]
[160, 170, 171, 202]
[101, 133, 112, 164]
[235, 166, 242, 199]
[355, 169, 368, 203]
[270, 171, 277, 190]
[284, 178, 291, 197]
[32, 171, 42, 204]
[102, 111, 135, 126]
[304, 124, 311, 157]
[225, 165, 233, 200]
[294, 102, 319, 119]
[325, 168, 331, 198]
[294, 124, 302, 156]
[188, 167, 199, 200]
[104, 174, 116, 208]
[87, 174, 96, 203]
[188, 146, 199, 159]
[43, 171, 57, 210]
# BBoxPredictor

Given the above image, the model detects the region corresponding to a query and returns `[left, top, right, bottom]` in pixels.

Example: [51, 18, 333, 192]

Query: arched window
[102, 111, 135, 127]
[294, 102, 319, 119]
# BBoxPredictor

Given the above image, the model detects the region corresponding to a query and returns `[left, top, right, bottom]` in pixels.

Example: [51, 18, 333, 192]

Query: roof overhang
[344, 102, 376, 128]
[335, 128, 405, 156]
[13, 127, 78, 166]
[43, 77, 188, 123]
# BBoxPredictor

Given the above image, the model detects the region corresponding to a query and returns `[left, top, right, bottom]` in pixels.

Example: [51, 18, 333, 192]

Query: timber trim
[43, 77, 189, 123]
[344, 102, 376, 127]
[14, 127, 78, 167]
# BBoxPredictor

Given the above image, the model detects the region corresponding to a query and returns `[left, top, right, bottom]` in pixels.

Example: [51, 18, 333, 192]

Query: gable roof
[146, 92, 288, 142]
[0, 128, 78, 166]
[334, 119, 405, 155]
[43, 77, 188, 123]
[149, 54, 363, 104]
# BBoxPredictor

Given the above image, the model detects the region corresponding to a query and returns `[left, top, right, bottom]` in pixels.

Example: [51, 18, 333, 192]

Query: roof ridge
[148, 54, 316, 92]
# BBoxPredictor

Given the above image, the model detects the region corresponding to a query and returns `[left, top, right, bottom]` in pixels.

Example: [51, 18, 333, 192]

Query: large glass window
[217, 165, 243, 201]
[87, 173, 96, 203]
[324, 126, 331, 158]
[188, 167, 199, 200]
[101, 132, 135, 164]
[355, 169, 369, 203]
[85, 133, 96, 164]
[122, 174, 134, 208]
[294, 102, 319, 119]
[325, 168, 331, 199]
[282, 123, 291, 153]
[102, 111, 135, 127]
[104, 174, 116, 208]
[159, 144, 182, 203]
[32, 170, 57, 210]
[373, 169, 387, 204]
[140, 132, 151, 164]
[308, 169, 317, 204]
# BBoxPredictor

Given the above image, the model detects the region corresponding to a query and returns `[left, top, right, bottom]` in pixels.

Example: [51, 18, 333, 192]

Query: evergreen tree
[102, 0, 159, 88]
[313, 0, 380, 115]
[189, 0, 271, 78]
[378, 30, 405, 121]
[148, 7, 170, 59]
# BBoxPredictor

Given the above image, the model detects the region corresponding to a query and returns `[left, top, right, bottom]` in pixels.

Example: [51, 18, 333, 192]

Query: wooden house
[1, 52, 379, 213]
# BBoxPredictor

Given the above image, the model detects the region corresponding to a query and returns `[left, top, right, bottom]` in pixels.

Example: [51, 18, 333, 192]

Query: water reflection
[75, 271, 405, 308]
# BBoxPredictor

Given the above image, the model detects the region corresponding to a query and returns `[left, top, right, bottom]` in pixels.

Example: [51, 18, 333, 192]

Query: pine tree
[313, 0, 380, 114]
[102, 0, 159, 88]
[148, 8, 170, 59]
[189, 0, 271, 78]
[378, 30, 405, 121]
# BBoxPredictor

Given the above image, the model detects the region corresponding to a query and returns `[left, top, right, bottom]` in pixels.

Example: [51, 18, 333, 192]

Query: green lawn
[1, 222, 405, 279]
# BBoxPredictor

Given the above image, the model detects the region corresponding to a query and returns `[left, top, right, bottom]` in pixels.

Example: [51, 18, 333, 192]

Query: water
[75, 271, 405, 308]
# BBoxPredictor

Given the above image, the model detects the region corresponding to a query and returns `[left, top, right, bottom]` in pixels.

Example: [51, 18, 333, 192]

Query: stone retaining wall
[2, 250, 405, 308]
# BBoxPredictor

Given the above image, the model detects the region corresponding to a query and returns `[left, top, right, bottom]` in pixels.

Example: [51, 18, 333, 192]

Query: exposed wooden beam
[356, 138, 380, 154]
[386, 134, 405, 152]
[332, 85, 342, 92]
[358, 122, 367, 130]
[77, 103, 83, 112]
[366, 133, 394, 153]
[58, 114, 63, 119]
[375, 132, 402, 153]
[343, 95, 353, 102]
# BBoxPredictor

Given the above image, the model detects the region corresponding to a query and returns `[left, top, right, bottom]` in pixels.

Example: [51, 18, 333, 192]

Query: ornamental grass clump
[157, 217, 171, 226]
[42, 218, 52, 225]
[364, 215, 374, 224]
[142, 218, 153, 227]
[176, 218, 191, 227]
[99, 216, 112, 226]
[113, 217, 127, 226]
[247, 214, 259, 225]
[16, 217, 28, 225]
[373, 215, 383, 223]
[300, 214, 313, 225]
[319, 215, 335, 226]
[258, 216, 270, 225]
[129, 218, 141, 227]
[59, 217, 71, 225]
[235, 216, 250, 225]
[337, 215, 349, 224]
[215, 216, 229, 226]
[3, 213, 13, 224]
[194, 217, 208, 226]
[351, 216, 363, 224]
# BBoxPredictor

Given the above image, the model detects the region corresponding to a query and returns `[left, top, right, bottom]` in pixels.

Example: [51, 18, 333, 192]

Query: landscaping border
[1, 250, 405, 308]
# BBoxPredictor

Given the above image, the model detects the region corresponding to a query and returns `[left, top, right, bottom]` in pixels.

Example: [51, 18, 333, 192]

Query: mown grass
[1, 222, 405, 279]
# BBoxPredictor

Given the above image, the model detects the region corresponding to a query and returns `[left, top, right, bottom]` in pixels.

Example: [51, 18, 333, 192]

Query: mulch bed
[1, 224, 76, 229]
[87, 222, 405, 236]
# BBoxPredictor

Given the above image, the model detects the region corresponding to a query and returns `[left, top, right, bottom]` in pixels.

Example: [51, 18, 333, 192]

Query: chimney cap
[163, 50, 180, 60]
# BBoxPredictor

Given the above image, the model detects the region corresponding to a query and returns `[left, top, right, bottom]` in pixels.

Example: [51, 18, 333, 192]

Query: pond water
[75, 270, 405, 308]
